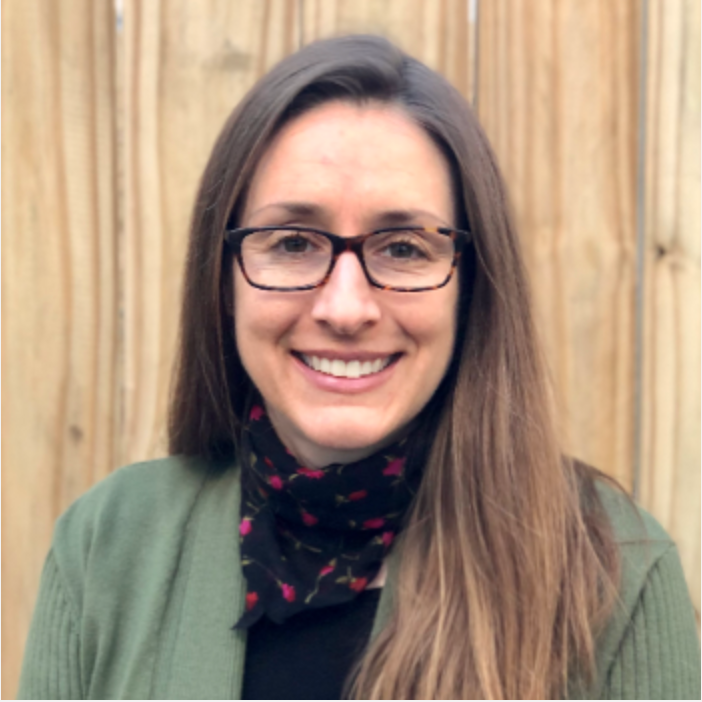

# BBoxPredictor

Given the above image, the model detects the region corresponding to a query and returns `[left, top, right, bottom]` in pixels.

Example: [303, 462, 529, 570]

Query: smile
[298, 354, 398, 379]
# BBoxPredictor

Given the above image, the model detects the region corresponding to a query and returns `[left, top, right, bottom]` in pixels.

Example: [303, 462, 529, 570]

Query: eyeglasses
[224, 225, 472, 292]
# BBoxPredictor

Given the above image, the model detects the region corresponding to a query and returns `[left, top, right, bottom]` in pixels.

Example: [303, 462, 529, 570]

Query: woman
[19, 35, 699, 700]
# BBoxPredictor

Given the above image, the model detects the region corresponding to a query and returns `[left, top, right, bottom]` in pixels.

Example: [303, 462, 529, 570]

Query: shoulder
[579, 480, 699, 698]
[594, 478, 680, 609]
[51, 455, 238, 611]
[595, 479, 670, 546]
[595, 480, 677, 601]
[53, 455, 213, 552]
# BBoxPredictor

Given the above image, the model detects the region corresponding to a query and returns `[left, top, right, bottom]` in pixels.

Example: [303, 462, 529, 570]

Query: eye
[367, 230, 433, 261]
[261, 229, 327, 255]
[383, 239, 427, 259]
[277, 234, 313, 253]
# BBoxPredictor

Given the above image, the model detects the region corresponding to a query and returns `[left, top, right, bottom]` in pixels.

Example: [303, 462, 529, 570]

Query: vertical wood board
[1, 1, 119, 698]
[640, 0, 701, 613]
[476, 0, 640, 488]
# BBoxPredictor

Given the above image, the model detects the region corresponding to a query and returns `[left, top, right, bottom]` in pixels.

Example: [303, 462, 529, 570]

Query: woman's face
[234, 101, 459, 468]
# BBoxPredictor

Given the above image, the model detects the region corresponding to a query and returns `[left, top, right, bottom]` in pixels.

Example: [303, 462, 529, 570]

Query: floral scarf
[235, 403, 421, 628]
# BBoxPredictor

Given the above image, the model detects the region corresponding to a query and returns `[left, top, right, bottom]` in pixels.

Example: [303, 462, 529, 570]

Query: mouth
[293, 352, 401, 379]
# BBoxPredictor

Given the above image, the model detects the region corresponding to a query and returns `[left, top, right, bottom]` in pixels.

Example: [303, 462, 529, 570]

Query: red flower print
[301, 511, 319, 526]
[239, 519, 252, 536]
[264, 456, 274, 468]
[269, 475, 284, 490]
[349, 490, 368, 501]
[281, 583, 296, 602]
[249, 405, 264, 421]
[381, 531, 395, 547]
[349, 577, 368, 593]
[245, 592, 259, 611]
[297, 467, 325, 479]
[320, 565, 334, 577]
[382, 457, 405, 476]
[363, 518, 385, 529]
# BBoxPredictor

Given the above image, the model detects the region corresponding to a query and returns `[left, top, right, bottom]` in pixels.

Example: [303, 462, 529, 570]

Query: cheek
[233, 272, 302, 362]
[427, 310, 457, 370]
[405, 286, 458, 358]
[233, 272, 271, 368]
[421, 289, 460, 387]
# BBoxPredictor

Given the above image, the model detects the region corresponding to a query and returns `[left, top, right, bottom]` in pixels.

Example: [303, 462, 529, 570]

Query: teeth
[347, 360, 361, 378]
[301, 354, 393, 378]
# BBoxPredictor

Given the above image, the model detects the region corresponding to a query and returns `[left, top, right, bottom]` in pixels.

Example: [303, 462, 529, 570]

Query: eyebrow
[246, 201, 451, 228]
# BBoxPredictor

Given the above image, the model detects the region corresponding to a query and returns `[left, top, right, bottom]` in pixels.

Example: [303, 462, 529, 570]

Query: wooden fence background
[3, 0, 699, 697]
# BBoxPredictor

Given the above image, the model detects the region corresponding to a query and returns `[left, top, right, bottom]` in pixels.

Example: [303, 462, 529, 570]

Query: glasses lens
[363, 229, 455, 289]
[241, 229, 332, 288]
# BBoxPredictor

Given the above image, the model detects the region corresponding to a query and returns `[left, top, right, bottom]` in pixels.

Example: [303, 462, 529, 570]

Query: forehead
[242, 101, 455, 227]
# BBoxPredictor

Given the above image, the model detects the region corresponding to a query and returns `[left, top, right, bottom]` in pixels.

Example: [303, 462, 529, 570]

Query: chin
[267, 402, 414, 465]
[304, 422, 391, 452]
[288, 417, 405, 467]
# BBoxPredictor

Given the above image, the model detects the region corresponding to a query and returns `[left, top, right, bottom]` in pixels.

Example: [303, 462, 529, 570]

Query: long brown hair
[169, 35, 619, 699]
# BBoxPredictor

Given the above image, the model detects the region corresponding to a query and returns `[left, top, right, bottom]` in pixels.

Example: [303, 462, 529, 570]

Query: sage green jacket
[18, 457, 700, 699]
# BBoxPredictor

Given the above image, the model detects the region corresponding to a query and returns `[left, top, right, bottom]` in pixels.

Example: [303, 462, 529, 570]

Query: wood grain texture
[639, 0, 700, 614]
[302, 0, 473, 98]
[476, 0, 640, 488]
[1, 1, 118, 698]
[120, 0, 301, 466]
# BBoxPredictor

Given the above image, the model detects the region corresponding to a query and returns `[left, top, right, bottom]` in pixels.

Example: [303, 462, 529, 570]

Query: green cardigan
[18, 457, 700, 700]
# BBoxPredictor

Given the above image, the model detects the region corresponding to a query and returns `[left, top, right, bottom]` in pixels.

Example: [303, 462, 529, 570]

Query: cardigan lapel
[160, 465, 247, 700]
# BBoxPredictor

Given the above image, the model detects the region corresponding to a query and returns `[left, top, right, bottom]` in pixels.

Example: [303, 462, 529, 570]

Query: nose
[311, 251, 381, 335]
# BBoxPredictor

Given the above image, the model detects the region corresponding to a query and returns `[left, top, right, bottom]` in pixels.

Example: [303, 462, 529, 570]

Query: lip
[291, 351, 400, 394]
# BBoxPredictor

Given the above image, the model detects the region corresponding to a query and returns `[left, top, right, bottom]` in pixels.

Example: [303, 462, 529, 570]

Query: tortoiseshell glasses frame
[224, 225, 472, 293]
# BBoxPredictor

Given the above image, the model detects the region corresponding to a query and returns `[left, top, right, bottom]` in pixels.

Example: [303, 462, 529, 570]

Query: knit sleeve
[17, 551, 83, 700]
[601, 545, 700, 700]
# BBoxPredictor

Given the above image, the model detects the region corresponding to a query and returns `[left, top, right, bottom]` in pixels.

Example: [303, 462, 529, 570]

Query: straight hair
[169, 35, 619, 699]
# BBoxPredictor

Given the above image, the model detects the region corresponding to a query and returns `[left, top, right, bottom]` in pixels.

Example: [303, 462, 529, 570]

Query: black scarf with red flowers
[235, 402, 421, 628]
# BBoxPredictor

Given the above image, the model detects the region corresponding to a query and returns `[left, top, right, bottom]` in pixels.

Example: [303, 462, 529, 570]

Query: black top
[242, 588, 382, 700]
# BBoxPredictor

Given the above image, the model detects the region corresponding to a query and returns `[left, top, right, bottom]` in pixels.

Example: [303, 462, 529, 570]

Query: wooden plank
[476, 0, 640, 488]
[302, 0, 473, 99]
[640, 0, 700, 614]
[1, 1, 119, 697]
[120, 0, 301, 466]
